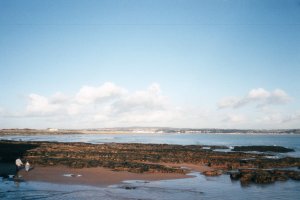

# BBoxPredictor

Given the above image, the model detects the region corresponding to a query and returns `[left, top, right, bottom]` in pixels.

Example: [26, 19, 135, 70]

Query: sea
[1, 133, 300, 200]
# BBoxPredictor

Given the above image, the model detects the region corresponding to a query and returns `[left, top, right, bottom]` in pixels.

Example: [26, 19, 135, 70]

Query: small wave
[62, 174, 82, 177]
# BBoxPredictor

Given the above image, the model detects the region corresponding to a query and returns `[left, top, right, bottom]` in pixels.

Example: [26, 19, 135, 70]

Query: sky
[0, 0, 300, 129]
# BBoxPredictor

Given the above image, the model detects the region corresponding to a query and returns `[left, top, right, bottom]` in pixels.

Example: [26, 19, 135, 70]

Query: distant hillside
[0, 127, 299, 135]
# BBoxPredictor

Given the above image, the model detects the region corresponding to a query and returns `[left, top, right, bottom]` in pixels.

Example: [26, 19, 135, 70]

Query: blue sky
[0, 0, 299, 129]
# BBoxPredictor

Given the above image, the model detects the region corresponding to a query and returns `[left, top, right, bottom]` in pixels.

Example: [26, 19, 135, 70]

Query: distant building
[47, 128, 58, 132]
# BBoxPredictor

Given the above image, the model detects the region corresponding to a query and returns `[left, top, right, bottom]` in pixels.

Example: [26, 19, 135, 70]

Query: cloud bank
[21, 82, 182, 127]
[218, 88, 291, 109]
[0, 85, 298, 129]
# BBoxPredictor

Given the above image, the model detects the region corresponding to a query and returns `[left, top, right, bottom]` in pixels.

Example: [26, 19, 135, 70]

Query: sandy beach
[18, 164, 201, 186]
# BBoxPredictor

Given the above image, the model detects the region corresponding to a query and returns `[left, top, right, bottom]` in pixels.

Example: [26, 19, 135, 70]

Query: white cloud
[223, 114, 246, 123]
[50, 92, 69, 104]
[75, 82, 127, 104]
[110, 83, 169, 114]
[263, 112, 300, 124]
[26, 94, 62, 115]
[67, 103, 82, 115]
[261, 113, 283, 123]
[94, 83, 181, 125]
[248, 88, 270, 99]
[281, 112, 300, 123]
[217, 97, 240, 109]
[218, 88, 291, 109]
[267, 89, 291, 105]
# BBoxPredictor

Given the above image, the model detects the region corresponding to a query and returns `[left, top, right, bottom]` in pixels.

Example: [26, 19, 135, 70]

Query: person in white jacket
[25, 161, 30, 172]
[15, 157, 23, 172]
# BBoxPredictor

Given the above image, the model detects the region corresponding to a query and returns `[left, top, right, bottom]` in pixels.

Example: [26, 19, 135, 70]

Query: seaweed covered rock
[229, 169, 300, 185]
[233, 146, 294, 153]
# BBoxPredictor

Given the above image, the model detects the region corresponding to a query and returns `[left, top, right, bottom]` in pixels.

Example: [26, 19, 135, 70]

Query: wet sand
[18, 165, 198, 186]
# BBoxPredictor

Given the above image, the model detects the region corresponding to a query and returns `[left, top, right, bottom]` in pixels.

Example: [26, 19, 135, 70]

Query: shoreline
[18, 164, 197, 187]
[1, 140, 300, 185]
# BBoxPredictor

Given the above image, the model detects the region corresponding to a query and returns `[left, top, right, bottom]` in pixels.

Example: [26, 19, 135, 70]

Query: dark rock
[286, 171, 300, 180]
[229, 172, 241, 180]
[122, 186, 137, 190]
[253, 170, 276, 184]
[275, 175, 288, 181]
[233, 146, 294, 153]
[232, 169, 300, 184]
[240, 173, 254, 185]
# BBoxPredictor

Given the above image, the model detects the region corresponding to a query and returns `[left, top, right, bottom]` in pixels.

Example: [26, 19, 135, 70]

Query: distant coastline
[0, 127, 299, 135]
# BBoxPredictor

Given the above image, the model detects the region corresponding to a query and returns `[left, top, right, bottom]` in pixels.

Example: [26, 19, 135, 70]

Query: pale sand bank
[18, 164, 206, 186]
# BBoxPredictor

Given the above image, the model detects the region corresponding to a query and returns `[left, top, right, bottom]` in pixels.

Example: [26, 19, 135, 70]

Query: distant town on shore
[0, 127, 299, 135]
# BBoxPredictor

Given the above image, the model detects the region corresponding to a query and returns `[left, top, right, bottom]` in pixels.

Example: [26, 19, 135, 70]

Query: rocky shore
[1, 140, 300, 185]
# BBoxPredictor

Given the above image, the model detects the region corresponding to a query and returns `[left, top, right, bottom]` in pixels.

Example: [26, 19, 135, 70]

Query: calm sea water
[1, 172, 300, 200]
[1, 133, 300, 200]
